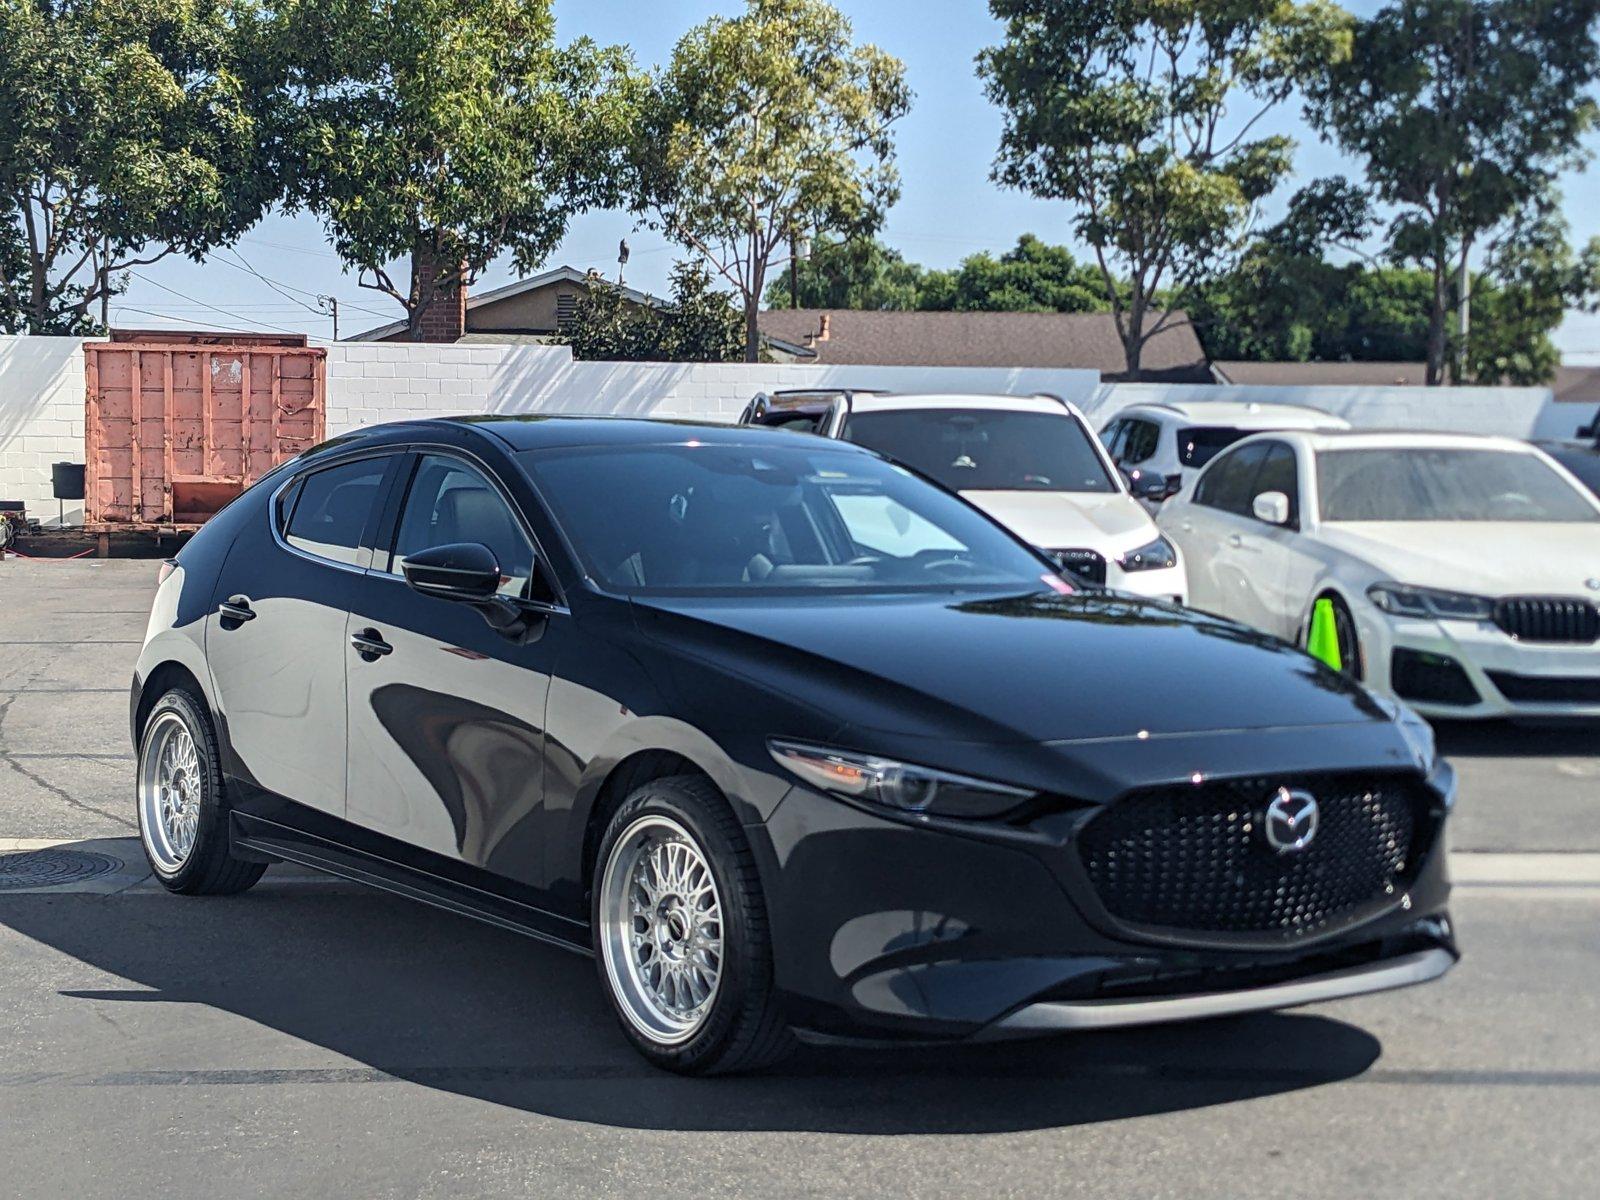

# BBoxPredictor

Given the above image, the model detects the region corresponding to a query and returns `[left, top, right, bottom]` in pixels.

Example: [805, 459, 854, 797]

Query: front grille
[1077, 774, 1429, 943]
[1492, 596, 1599, 644]
[1487, 671, 1600, 704]
[1048, 548, 1106, 585]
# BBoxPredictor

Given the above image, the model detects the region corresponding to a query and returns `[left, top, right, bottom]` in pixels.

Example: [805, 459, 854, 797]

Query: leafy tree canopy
[1303, 0, 1600, 382]
[0, 0, 276, 334]
[566, 261, 743, 363]
[269, 0, 645, 337]
[635, 0, 911, 360]
[979, 0, 1351, 379]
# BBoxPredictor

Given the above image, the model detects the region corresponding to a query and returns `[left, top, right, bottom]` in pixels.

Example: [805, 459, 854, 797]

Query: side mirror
[1252, 491, 1291, 526]
[401, 542, 503, 603]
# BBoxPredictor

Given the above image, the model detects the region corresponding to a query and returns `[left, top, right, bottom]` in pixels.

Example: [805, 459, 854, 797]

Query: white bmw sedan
[1160, 430, 1600, 719]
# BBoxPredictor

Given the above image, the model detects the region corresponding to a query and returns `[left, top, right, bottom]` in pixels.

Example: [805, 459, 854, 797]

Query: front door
[206, 452, 395, 817]
[343, 452, 556, 888]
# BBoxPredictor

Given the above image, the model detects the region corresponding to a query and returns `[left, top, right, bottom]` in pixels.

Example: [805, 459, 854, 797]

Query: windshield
[843, 409, 1115, 493]
[520, 442, 1058, 595]
[1317, 448, 1600, 522]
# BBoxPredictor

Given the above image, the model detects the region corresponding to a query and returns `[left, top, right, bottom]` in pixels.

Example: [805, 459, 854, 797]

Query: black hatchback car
[132, 416, 1457, 1074]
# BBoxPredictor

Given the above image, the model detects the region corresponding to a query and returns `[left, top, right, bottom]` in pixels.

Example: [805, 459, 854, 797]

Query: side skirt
[229, 809, 592, 957]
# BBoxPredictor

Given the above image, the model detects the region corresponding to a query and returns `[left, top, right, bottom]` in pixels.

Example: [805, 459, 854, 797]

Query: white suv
[1101, 400, 1350, 511]
[740, 390, 1188, 603]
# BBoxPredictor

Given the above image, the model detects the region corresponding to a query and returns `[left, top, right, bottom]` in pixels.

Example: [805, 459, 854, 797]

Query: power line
[123, 273, 308, 336]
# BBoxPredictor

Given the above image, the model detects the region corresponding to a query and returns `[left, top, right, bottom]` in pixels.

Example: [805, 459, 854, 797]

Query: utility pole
[789, 229, 811, 309]
[319, 295, 339, 341]
[99, 235, 110, 330]
[618, 239, 630, 285]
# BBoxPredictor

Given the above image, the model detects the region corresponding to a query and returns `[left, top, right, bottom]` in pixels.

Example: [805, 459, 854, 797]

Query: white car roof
[1116, 400, 1350, 428]
[1277, 430, 1546, 454]
[847, 392, 1086, 418]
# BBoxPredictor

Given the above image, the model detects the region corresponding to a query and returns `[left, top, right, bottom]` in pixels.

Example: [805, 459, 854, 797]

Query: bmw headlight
[1366, 582, 1493, 621]
[767, 740, 1036, 820]
[1117, 535, 1179, 573]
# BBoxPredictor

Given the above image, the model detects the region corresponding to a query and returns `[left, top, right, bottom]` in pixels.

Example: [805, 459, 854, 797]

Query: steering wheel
[1490, 491, 1539, 517]
[919, 553, 984, 576]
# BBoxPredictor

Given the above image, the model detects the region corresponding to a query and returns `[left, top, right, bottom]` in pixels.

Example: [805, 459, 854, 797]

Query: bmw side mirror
[1125, 470, 1167, 501]
[1252, 491, 1291, 526]
[400, 542, 504, 602]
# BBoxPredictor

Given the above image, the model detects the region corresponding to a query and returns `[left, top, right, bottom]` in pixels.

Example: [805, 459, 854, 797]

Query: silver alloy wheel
[138, 711, 203, 876]
[598, 814, 725, 1045]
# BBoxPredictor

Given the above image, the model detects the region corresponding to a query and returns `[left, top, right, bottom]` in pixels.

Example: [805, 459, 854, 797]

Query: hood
[631, 590, 1392, 745]
[960, 490, 1155, 550]
[1318, 522, 1600, 597]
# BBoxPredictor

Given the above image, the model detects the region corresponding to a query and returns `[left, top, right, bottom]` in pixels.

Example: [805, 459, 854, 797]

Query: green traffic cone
[1307, 597, 1343, 672]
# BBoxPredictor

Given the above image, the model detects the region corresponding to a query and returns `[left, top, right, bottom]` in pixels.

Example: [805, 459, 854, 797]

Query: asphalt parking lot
[1, 559, 1597, 1199]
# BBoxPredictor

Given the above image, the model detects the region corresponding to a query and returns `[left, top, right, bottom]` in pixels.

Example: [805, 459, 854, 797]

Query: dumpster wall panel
[84, 342, 326, 526]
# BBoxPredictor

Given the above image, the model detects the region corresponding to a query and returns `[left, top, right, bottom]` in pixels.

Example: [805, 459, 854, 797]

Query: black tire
[135, 687, 267, 896]
[1310, 593, 1364, 681]
[591, 774, 795, 1075]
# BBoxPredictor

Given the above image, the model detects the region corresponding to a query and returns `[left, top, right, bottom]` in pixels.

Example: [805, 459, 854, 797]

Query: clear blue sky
[116, 0, 1600, 360]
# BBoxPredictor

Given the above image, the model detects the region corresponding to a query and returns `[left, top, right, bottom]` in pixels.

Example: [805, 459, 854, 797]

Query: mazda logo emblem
[1264, 787, 1319, 854]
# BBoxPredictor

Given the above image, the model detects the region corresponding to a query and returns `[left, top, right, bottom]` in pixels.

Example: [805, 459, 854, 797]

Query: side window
[283, 457, 390, 567]
[1194, 442, 1269, 517]
[1121, 420, 1160, 465]
[389, 455, 536, 599]
[1100, 419, 1127, 460]
[1251, 442, 1300, 526]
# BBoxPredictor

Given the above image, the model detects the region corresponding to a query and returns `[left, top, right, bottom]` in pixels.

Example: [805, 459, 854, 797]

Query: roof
[1267, 429, 1542, 454]
[848, 392, 1087, 418]
[1210, 361, 1431, 387]
[1116, 399, 1349, 428]
[439, 413, 883, 453]
[756, 309, 1210, 380]
[1551, 367, 1600, 405]
[347, 266, 665, 342]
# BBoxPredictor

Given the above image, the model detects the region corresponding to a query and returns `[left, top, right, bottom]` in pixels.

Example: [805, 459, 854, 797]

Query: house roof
[756, 309, 1210, 381]
[346, 265, 664, 342]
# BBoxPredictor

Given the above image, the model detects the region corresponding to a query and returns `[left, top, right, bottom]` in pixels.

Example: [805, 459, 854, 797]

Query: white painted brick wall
[2, 333, 1581, 529]
[0, 337, 86, 526]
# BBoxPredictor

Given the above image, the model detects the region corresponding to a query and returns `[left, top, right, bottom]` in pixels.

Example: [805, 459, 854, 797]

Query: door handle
[350, 628, 393, 662]
[217, 596, 256, 627]
[1228, 533, 1245, 548]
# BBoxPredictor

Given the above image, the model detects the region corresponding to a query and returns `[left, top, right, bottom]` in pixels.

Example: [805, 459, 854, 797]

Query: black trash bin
[52, 462, 86, 501]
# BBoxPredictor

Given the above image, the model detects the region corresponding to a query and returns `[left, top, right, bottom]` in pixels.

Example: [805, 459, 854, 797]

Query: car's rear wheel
[593, 775, 794, 1074]
[136, 688, 266, 895]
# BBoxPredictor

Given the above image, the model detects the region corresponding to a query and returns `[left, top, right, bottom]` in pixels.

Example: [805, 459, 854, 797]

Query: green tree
[979, 0, 1351, 379]
[0, 0, 276, 334]
[566, 262, 743, 362]
[762, 236, 923, 310]
[635, 0, 912, 360]
[271, 0, 643, 339]
[1304, 0, 1600, 383]
[917, 234, 1108, 313]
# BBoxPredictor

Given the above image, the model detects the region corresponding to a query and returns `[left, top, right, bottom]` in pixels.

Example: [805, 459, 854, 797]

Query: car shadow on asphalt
[1, 871, 1382, 1135]
[1432, 719, 1598, 759]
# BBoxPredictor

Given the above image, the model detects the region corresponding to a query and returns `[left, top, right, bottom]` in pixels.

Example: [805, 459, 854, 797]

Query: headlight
[1117, 535, 1179, 572]
[767, 740, 1036, 819]
[1366, 582, 1494, 621]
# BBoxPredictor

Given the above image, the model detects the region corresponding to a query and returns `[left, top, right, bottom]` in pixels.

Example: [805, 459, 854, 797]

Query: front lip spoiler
[980, 947, 1456, 1038]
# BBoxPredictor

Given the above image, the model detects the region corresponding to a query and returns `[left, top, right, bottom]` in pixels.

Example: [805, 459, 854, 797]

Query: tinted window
[1194, 442, 1269, 517]
[1251, 442, 1300, 526]
[1318, 448, 1600, 522]
[283, 457, 389, 566]
[1099, 419, 1127, 458]
[1121, 419, 1160, 465]
[844, 409, 1114, 493]
[389, 455, 535, 598]
[1178, 426, 1250, 467]
[521, 442, 1052, 595]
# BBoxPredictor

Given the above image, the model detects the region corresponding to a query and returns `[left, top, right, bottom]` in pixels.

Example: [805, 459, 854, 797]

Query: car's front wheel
[592, 775, 794, 1074]
[136, 687, 266, 895]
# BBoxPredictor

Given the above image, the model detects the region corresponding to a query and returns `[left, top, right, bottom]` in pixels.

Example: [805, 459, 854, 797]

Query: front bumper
[985, 946, 1454, 1036]
[1364, 612, 1600, 719]
[752, 740, 1456, 1041]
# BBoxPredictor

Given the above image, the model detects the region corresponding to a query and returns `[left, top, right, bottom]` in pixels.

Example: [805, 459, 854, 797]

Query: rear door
[342, 449, 559, 888]
[1165, 441, 1269, 622]
[205, 451, 397, 817]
